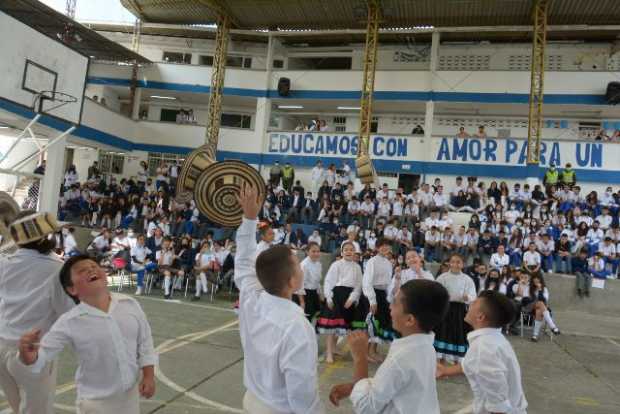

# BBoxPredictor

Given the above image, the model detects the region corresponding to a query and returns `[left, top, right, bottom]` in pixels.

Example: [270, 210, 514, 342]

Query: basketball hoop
[33, 90, 78, 115]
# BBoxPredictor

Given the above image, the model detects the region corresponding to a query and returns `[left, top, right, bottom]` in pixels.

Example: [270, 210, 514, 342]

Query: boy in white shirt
[437, 290, 528, 414]
[489, 245, 510, 272]
[522, 242, 541, 274]
[234, 185, 323, 413]
[19, 255, 156, 413]
[329, 279, 450, 414]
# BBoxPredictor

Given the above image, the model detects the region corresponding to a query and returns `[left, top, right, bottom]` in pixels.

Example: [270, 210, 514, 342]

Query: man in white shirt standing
[235, 185, 323, 413]
[311, 161, 325, 197]
[0, 212, 75, 414]
[438, 290, 528, 414]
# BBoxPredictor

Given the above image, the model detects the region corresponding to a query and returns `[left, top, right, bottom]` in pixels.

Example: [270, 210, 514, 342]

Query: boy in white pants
[19, 255, 157, 414]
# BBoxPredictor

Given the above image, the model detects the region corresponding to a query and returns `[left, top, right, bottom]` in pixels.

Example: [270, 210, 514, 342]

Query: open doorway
[398, 173, 421, 193]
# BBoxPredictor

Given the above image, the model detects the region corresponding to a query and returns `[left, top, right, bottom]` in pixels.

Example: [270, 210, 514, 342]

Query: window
[225, 56, 253, 68]
[333, 116, 346, 132]
[226, 56, 243, 67]
[98, 151, 125, 175]
[160, 109, 181, 123]
[221, 113, 252, 129]
[273, 59, 284, 68]
[147, 153, 186, 177]
[199, 55, 214, 66]
[163, 51, 192, 64]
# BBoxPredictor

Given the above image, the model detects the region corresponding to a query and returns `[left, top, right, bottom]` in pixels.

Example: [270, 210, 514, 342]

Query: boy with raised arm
[235, 184, 323, 413]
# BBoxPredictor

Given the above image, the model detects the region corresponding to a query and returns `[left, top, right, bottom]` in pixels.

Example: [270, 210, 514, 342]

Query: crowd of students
[14, 155, 618, 412]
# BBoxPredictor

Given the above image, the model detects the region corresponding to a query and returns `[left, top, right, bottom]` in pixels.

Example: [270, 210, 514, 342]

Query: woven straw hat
[9, 212, 60, 246]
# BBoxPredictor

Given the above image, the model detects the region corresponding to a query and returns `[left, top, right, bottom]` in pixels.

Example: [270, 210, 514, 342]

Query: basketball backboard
[0, 11, 88, 125]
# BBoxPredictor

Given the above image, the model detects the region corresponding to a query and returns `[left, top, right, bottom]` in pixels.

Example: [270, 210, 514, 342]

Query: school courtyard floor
[1, 289, 620, 414]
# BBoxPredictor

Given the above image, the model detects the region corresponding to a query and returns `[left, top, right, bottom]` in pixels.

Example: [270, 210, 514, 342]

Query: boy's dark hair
[376, 238, 390, 248]
[306, 241, 320, 251]
[20, 238, 56, 254]
[399, 280, 449, 333]
[256, 245, 295, 296]
[59, 254, 93, 304]
[478, 290, 517, 327]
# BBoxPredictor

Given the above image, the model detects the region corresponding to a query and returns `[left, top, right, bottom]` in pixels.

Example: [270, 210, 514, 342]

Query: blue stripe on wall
[87, 77, 608, 105]
[1, 97, 615, 183]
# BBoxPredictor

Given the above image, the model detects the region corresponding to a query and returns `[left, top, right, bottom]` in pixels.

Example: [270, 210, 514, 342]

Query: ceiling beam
[195, 0, 240, 28]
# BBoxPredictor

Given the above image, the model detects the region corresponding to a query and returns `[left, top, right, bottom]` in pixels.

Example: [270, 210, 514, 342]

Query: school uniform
[462, 328, 528, 414]
[362, 255, 396, 343]
[23, 294, 157, 414]
[0, 249, 75, 414]
[235, 218, 323, 413]
[294, 257, 323, 320]
[349, 333, 440, 414]
[387, 268, 434, 303]
[434, 272, 477, 363]
[316, 259, 364, 336]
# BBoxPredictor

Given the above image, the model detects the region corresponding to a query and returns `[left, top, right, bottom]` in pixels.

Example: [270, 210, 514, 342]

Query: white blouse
[323, 259, 363, 305]
[436, 272, 477, 304]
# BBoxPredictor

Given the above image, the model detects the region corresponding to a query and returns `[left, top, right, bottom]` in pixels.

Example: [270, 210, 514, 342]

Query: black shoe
[191, 296, 201, 301]
[577, 289, 583, 298]
[552, 328, 561, 335]
[164, 294, 171, 300]
[530, 336, 539, 342]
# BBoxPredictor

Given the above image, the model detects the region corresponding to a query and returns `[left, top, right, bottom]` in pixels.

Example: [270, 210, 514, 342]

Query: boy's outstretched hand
[329, 383, 354, 406]
[19, 329, 41, 365]
[236, 183, 261, 220]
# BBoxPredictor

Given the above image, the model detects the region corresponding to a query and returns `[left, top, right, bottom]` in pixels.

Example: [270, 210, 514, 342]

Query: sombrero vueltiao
[9, 212, 60, 246]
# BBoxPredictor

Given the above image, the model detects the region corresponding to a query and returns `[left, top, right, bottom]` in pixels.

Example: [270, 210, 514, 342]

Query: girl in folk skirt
[293, 242, 323, 321]
[434, 253, 477, 363]
[316, 242, 363, 364]
[362, 239, 397, 361]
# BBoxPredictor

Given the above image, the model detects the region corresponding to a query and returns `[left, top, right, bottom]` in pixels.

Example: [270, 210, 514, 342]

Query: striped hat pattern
[9, 212, 59, 246]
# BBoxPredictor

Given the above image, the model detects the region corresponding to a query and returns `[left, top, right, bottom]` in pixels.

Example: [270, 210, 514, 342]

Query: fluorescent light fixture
[0, 126, 9, 129]
[337, 106, 361, 110]
[150, 95, 177, 100]
[277, 105, 303, 109]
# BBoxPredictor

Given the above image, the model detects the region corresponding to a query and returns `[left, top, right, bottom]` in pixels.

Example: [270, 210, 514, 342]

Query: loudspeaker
[606, 82, 620, 105]
[277, 77, 290, 97]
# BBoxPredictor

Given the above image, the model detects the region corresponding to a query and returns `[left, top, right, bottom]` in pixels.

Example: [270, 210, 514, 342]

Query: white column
[39, 137, 66, 217]
[422, 101, 435, 183]
[257, 33, 276, 173]
[131, 87, 142, 120]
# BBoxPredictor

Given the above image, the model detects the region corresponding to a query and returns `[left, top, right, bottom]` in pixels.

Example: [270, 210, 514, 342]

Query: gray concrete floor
[1, 288, 620, 414]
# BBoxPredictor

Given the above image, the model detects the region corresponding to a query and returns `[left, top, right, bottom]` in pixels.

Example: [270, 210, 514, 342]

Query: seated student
[588, 251, 609, 280]
[437, 291, 528, 414]
[329, 279, 450, 414]
[572, 249, 591, 298]
[193, 241, 219, 301]
[156, 237, 185, 299]
[130, 234, 157, 296]
[521, 242, 541, 275]
[234, 185, 323, 413]
[18, 255, 156, 413]
[513, 273, 561, 342]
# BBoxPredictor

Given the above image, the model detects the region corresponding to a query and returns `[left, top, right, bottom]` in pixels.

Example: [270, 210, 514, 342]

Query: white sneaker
[135, 286, 143, 296]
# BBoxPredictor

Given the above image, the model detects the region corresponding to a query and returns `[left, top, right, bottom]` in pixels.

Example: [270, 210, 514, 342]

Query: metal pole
[0, 114, 41, 164]
[204, 16, 230, 161]
[355, 0, 381, 185]
[9, 126, 76, 171]
[527, 0, 550, 165]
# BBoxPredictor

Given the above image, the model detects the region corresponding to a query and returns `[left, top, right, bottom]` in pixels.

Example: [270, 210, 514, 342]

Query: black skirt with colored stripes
[433, 301, 472, 363]
[366, 288, 398, 343]
[316, 286, 365, 335]
[292, 289, 322, 321]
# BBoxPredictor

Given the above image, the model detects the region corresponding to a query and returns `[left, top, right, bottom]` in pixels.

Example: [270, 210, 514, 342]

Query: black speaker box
[278, 77, 291, 97]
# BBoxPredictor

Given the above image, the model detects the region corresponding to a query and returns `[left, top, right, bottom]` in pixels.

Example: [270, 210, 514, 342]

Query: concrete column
[422, 101, 435, 183]
[257, 34, 276, 172]
[39, 137, 66, 217]
[131, 87, 142, 120]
